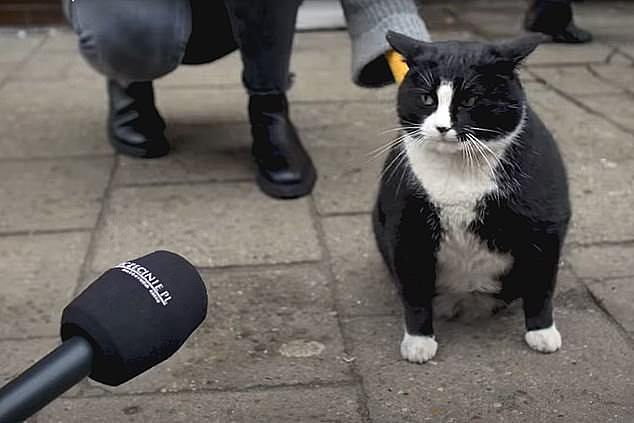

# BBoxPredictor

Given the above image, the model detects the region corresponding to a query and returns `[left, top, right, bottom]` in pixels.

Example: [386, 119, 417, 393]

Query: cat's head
[387, 31, 546, 154]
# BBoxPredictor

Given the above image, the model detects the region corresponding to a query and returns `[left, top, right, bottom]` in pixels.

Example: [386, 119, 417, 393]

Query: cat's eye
[461, 96, 476, 107]
[420, 94, 435, 106]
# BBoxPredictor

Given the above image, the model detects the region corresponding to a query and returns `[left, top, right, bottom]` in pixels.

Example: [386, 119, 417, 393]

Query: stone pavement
[0, 1, 632, 422]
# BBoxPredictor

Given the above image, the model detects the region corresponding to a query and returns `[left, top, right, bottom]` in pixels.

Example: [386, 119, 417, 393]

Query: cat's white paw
[400, 333, 438, 363]
[525, 324, 561, 353]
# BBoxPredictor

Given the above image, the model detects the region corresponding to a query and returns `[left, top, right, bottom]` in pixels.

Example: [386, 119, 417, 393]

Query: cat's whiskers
[367, 129, 422, 163]
[464, 133, 501, 202]
[379, 132, 425, 184]
[464, 125, 505, 136]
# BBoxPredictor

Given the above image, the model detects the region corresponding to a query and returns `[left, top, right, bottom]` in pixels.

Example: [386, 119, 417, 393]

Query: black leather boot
[107, 80, 170, 158]
[249, 94, 317, 199]
[524, 1, 593, 44]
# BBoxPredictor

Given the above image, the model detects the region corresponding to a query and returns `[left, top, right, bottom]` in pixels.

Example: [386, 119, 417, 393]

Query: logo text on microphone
[115, 261, 172, 306]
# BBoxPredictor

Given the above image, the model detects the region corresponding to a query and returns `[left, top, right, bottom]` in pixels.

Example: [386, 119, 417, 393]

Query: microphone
[0, 250, 207, 422]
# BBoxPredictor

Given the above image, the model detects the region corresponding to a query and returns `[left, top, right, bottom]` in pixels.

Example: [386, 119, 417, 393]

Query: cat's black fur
[373, 32, 571, 359]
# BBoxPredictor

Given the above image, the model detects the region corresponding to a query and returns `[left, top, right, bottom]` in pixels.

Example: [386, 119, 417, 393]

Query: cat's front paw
[525, 324, 561, 353]
[400, 333, 438, 363]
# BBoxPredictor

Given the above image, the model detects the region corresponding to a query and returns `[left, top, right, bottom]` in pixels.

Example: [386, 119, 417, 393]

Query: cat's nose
[436, 125, 450, 134]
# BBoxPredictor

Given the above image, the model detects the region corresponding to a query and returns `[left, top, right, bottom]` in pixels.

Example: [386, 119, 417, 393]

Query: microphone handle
[0, 337, 93, 422]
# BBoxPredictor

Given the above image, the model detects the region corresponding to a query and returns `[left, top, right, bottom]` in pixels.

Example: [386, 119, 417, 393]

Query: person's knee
[75, 6, 190, 81]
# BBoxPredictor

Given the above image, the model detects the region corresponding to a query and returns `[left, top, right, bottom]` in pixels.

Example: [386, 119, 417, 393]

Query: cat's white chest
[405, 142, 513, 317]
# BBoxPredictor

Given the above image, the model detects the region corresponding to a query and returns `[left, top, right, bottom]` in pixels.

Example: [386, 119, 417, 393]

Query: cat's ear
[493, 34, 550, 66]
[386, 31, 426, 59]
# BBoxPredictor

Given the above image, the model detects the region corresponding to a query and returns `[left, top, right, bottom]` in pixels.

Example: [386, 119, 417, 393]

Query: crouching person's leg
[225, 0, 316, 199]
[63, 0, 192, 157]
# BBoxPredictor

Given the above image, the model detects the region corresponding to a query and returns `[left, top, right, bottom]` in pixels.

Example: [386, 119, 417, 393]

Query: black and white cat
[373, 32, 571, 363]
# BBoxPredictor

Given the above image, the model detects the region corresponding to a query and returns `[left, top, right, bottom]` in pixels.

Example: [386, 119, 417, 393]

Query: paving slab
[529, 66, 622, 96]
[343, 295, 634, 423]
[575, 93, 634, 132]
[294, 101, 397, 144]
[79, 266, 350, 394]
[38, 30, 77, 53]
[0, 109, 111, 159]
[155, 53, 242, 89]
[0, 35, 44, 64]
[311, 146, 381, 215]
[1, 337, 57, 385]
[527, 43, 613, 66]
[590, 63, 634, 93]
[64, 54, 103, 82]
[0, 232, 90, 339]
[587, 277, 634, 336]
[157, 86, 248, 125]
[0, 158, 113, 233]
[567, 158, 634, 245]
[0, 62, 15, 81]
[291, 68, 396, 102]
[0, 337, 82, 397]
[323, 215, 400, 316]
[567, 244, 634, 280]
[9, 51, 74, 80]
[91, 183, 321, 272]
[0, 79, 106, 115]
[114, 123, 253, 186]
[527, 88, 634, 164]
[458, 9, 524, 38]
[35, 386, 363, 423]
[615, 43, 634, 59]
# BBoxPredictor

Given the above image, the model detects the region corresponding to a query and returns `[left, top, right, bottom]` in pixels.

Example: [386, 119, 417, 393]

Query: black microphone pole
[0, 337, 93, 422]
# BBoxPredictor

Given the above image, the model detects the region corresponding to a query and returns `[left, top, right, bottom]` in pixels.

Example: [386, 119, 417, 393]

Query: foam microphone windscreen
[60, 251, 207, 386]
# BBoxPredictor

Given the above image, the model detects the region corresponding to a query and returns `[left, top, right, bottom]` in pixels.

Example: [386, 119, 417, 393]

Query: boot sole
[256, 166, 317, 200]
[108, 128, 170, 159]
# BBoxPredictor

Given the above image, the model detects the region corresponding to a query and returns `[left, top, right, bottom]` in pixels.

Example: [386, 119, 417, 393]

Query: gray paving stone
[311, 147, 381, 215]
[0, 232, 90, 339]
[64, 54, 103, 82]
[36, 386, 362, 422]
[587, 278, 634, 336]
[38, 31, 77, 53]
[0, 109, 111, 159]
[528, 88, 634, 163]
[80, 266, 350, 394]
[459, 9, 523, 38]
[0, 79, 106, 115]
[91, 183, 321, 272]
[609, 51, 634, 66]
[615, 43, 634, 59]
[567, 244, 634, 280]
[114, 123, 253, 186]
[0, 158, 113, 233]
[590, 63, 634, 93]
[344, 296, 634, 423]
[574, 2, 634, 31]
[0, 35, 44, 64]
[155, 53, 242, 89]
[529, 66, 622, 96]
[294, 101, 397, 145]
[0, 62, 15, 82]
[527, 43, 612, 66]
[10, 52, 74, 81]
[1, 338, 59, 385]
[431, 30, 482, 42]
[157, 86, 248, 125]
[567, 158, 634, 245]
[323, 215, 400, 316]
[575, 94, 634, 132]
[291, 68, 396, 102]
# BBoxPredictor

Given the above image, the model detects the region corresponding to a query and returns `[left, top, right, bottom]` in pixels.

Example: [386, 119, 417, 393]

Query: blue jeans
[62, 0, 302, 94]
